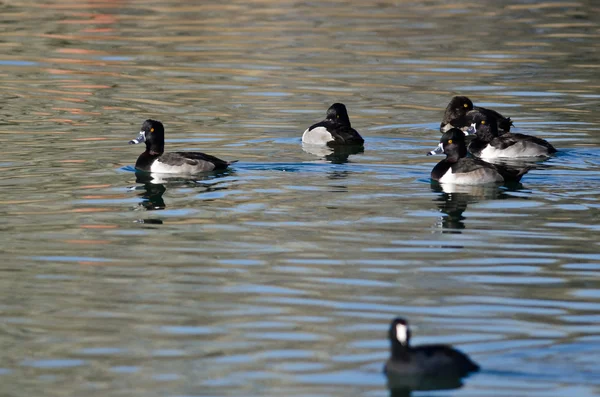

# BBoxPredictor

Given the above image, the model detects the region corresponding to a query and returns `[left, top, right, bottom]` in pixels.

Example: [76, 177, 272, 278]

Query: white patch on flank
[479, 141, 550, 159]
[150, 159, 215, 174]
[396, 323, 408, 345]
[439, 167, 503, 185]
[302, 126, 334, 145]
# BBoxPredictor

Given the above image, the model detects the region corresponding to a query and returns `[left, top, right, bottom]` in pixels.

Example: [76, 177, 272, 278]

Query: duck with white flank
[466, 111, 556, 159]
[302, 103, 364, 146]
[129, 120, 236, 174]
[428, 128, 529, 184]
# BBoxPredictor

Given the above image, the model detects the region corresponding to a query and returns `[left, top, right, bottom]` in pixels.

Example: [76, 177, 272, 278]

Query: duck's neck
[391, 341, 410, 360]
[446, 153, 460, 163]
[477, 126, 498, 142]
[446, 145, 467, 163]
[145, 142, 164, 156]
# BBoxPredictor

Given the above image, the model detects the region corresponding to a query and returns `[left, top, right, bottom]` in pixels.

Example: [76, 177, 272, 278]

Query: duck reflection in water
[135, 171, 167, 211]
[302, 143, 364, 164]
[326, 170, 355, 193]
[132, 170, 235, 221]
[431, 182, 517, 233]
[388, 375, 465, 397]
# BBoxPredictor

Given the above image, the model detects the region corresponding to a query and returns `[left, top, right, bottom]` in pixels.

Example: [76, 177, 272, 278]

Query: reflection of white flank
[301, 142, 334, 158]
[302, 126, 334, 145]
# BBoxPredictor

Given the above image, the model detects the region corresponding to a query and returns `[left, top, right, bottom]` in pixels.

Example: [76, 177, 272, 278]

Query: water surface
[1, 1, 600, 396]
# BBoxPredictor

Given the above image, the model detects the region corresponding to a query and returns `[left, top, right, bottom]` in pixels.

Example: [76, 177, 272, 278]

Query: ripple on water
[1, 1, 600, 397]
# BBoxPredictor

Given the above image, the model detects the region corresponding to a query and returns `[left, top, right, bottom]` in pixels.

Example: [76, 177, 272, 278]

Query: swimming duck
[385, 317, 479, 379]
[440, 96, 513, 135]
[302, 103, 364, 146]
[466, 112, 556, 159]
[428, 128, 529, 184]
[129, 119, 236, 173]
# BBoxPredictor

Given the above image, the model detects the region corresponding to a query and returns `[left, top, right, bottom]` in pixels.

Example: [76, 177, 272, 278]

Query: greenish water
[1, 1, 600, 396]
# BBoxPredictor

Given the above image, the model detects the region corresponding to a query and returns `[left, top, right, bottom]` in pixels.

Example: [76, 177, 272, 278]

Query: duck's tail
[499, 117, 514, 133]
[514, 166, 532, 182]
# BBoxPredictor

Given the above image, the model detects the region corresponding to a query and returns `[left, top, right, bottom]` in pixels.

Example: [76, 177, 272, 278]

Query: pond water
[1, 0, 600, 396]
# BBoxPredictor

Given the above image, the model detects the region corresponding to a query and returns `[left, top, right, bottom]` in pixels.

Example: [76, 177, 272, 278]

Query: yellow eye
[150, 128, 154, 132]
[481, 120, 485, 125]
[336, 114, 339, 118]
[448, 139, 453, 144]
[463, 103, 468, 108]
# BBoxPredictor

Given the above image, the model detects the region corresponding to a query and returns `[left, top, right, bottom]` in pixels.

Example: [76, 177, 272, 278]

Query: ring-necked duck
[129, 119, 236, 173]
[466, 112, 556, 159]
[302, 103, 364, 146]
[440, 96, 513, 135]
[385, 317, 479, 378]
[428, 128, 529, 184]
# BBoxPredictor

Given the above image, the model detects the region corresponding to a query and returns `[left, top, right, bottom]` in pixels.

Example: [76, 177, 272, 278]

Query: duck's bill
[464, 123, 476, 136]
[129, 131, 146, 145]
[427, 142, 444, 156]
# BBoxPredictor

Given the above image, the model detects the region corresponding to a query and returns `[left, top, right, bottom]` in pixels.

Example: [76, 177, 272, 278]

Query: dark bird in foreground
[384, 317, 479, 392]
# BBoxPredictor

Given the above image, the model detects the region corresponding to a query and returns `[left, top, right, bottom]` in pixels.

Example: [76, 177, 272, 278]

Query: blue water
[0, 1, 600, 396]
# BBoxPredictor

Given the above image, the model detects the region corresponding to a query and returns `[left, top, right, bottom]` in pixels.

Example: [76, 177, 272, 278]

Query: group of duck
[129, 95, 556, 187]
[128, 106, 505, 390]
[430, 96, 555, 185]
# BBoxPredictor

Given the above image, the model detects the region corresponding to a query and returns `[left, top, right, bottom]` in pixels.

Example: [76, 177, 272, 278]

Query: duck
[466, 112, 557, 159]
[440, 95, 513, 135]
[302, 103, 364, 146]
[428, 128, 529, 184]
[129, 119, 236, 173]
[384, 317, 479, 379]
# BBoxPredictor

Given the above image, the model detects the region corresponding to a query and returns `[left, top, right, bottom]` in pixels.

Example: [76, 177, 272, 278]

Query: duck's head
[466, 111, 499, 140]
[129, 119, 165, 154]
[326, 103, 351, 126]
[441, 96, 474, 125]
[428, 128, 467, 160]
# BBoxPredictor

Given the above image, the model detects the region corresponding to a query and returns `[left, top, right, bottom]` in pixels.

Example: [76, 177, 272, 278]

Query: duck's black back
[494, 133, 557, 153]
[412, 344, 480, 375]
[163, 152, 232, 169]
[308, 119, 364, 146]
